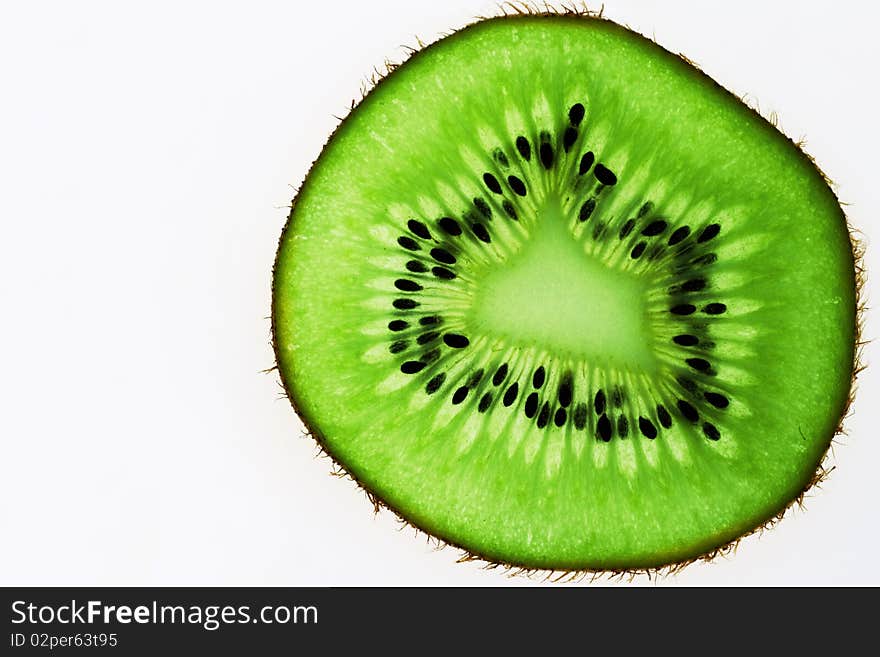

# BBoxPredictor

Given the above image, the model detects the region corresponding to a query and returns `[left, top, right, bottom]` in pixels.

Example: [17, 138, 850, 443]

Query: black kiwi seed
[681, 278, 707, 292]
[473, 197, 492, 218]
[597, 414, 612, 441]
[703, 303, 727, 315]
[685, 357, 712, 372]
[670, 303, 696, 315]
[389, 340, 408, 354]
[478, 393, 493, 413]
[703, 422, 721, 440]
[619, 219, 635, 239]
[704, 391, 729, 408]
[401, 361, 426, 374]
[697, 223, 721, 243]
[492, 363, 508, 386]
[502, 200, 518, 220]
[503, 382, 519, 406]
[569, 103, 585, 126]
[407, 219, 432, 240]
[563, 127, 578, 152]
[540, 140, 554, 169]
[558, 374, 573, 407]
[438, 217, 462, 236]
[668, 226, 690, 245]
[388, 320, 409, 331]
[638, 417, 658, 439]
[430, 247, 456, 264]
[537, 402, 551, 429]
[554, 408, 567, 428]
[532, 366, 546, 389]
[524, 392, 539, 418]
[393, 298, 419, 310]
[483, 172, 503, 194]
[493, 149, 509, 168]
[630, 242, 646, 259]
[452, 386, 469, 405]
[579, 151, 595, 175]
[677, 399, 699, 422]
[617, 415, 629, 438]
[579, 199, 596, 222]
[594, 389, 606, 415]
[573, 403, 588, 430]
[443, 333, 470, 348]
[638, 202, 653, 218]
[432, 266, 456, 280]
[515, 136, 531, 161]
[471, 222, 491, 243]
[641, 220, 667, 236]
[419, 315, 442, 326]
[612, 387, 624, 407]
[594, 163, 617, 186]
[425, 372, 445, 394]
[673, 334, 699, 346]
[394, 278, 422, 292]
[657, 404, 673, 428]
[398, 236, 420, 251]
[406, 260, 428, 273]
[507, 175, 527, 196]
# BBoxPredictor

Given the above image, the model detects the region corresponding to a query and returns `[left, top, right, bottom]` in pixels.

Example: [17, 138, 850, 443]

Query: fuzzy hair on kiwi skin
[269, 2, 866, 581]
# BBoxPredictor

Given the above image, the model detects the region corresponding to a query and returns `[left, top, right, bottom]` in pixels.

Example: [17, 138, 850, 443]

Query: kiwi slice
[272, 12, 859, 571]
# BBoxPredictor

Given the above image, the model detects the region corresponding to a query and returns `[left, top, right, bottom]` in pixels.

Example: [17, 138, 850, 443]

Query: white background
[1, 0, 877, 586]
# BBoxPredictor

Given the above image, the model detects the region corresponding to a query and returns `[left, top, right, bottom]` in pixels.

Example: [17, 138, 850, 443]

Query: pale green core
[467, 197, 655, 368]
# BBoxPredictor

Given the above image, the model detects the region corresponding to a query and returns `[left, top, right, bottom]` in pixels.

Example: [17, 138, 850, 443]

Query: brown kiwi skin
[269, 4, 866, 580]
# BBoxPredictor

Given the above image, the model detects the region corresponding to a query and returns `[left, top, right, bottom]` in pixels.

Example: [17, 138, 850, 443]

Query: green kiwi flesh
[272, 15, 857, 571]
